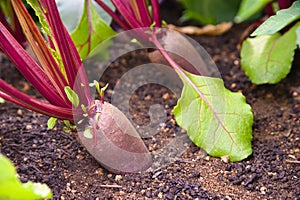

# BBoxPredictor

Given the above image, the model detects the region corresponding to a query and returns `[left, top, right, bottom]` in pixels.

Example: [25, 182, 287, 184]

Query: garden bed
[0, 21, 299, 199]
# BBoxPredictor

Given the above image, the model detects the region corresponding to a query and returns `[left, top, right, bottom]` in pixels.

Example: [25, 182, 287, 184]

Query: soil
[1, 4, 300, 200]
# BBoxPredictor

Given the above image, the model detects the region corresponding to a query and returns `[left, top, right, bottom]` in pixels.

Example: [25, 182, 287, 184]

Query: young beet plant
[239, 0, 300, 84]
[97, 0, 253, 161]
[0, 0, 254, 173]
[0, 0, 151, 174]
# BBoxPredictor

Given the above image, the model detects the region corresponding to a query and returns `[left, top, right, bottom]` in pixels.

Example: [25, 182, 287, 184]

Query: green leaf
[179, 0, 241, 25]
[64, 86, 79, 107]
[26, 0, 51, 36]
[63, 126, 72, 134]
[64, 120, 71, 127]
[0, 97, 5, 104]
[92, 81, 100, 93]
[100, 83, 109, 98]
[56, 0, 114, 33]
[241, 22, 300, 84]
[174, 73, 253, 161]
[47, 117, 57, 129]
[234, 0, 271, 23]
[70, 0, 115, 60]
[0, 154, 52, 199]
[251, 1, 300, 36]
[83, 127, 93, 139]
[81, 104, 87, 113]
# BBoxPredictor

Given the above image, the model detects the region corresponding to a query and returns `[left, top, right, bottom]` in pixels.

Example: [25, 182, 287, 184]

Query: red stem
[130, 0, 152, 26]
[40, 0, 92, 105]
[94, 0, 131, 30]
[0, 9, 14, 36]
[111, 0, 142, 28]
[0, 21, 67, 107]
[11, 7, 27, 46]
[11, 0, 69, 104]
[150, 0, 161, 27]
[265, 3, 275, 16]
[277, 0, 294, 9]
[0, 79, 76, 120]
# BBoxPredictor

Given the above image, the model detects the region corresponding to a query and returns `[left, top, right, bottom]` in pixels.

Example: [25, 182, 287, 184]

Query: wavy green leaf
[251, 1, 300, 36]
[174, 73, 253, 161]
[26, 0, 50, 35]
[241, 22, 300, 84]
[70, 0, 115, 60]
[0, 154, 52, 199]
[234, 0, 271, 23]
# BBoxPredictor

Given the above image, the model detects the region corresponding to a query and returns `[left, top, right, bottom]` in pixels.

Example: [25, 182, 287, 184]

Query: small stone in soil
[25, 124, 32, 129]
[221, 155, 229, 163]
[17, 109, 23, 116]
[115, 175, 122, 182]
[260, 186, 267, 194]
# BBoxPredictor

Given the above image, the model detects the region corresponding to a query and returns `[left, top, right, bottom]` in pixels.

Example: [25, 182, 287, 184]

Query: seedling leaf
[251, 1, 300, 36]
[100, 83, 109, 97]
[63, 126, 72, 133]
[47, 117, 57, 129]
[0, 154, 52, 199]
[64, 120, 71, 127]
[64, 86, 79, 107]
[174, 72, 253, 161]
[81, 104, 87, 113]
[93, 80, 100, 94]
[241, 22, 300, 84]
[83, 127, 93, 139]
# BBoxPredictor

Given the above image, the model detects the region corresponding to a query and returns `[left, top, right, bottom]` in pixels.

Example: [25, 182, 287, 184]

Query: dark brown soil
[1, 8, 300, 200]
